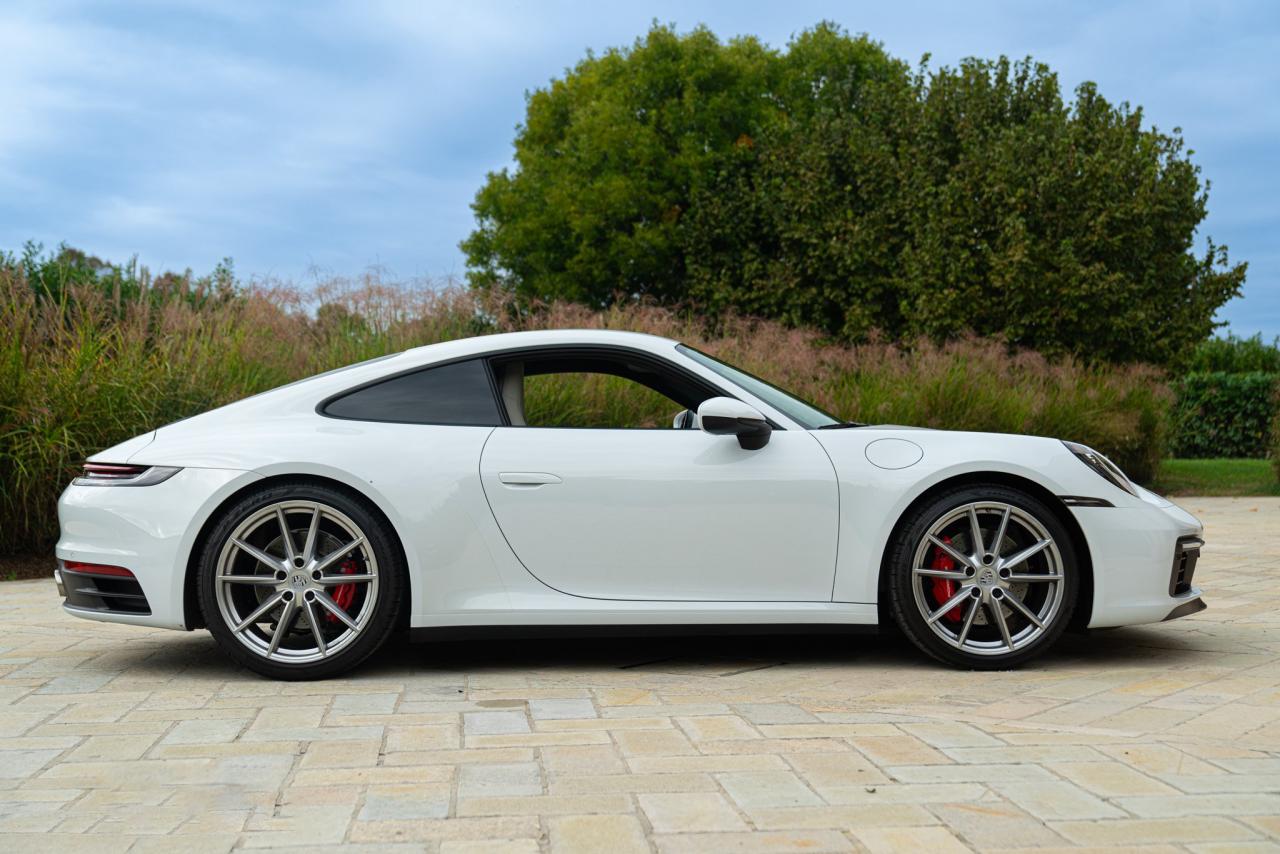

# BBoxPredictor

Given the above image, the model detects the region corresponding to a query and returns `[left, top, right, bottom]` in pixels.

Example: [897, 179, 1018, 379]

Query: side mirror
[697, 396, 772, 450]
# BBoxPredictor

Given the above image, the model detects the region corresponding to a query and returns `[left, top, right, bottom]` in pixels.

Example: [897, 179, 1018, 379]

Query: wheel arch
[183, 473, 413, 631]
[876, 470, 1094, 629]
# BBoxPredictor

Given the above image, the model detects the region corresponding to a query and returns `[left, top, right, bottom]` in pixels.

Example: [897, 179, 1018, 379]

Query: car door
[478, 351, 840, 602]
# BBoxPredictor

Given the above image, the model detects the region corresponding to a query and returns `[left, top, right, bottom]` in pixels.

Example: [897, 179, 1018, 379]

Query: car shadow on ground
[114, 623, 1208, 682]
[358, 623, 1207, 679]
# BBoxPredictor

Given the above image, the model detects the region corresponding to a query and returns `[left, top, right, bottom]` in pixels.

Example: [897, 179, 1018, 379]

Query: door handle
[498, 472, 563, 487]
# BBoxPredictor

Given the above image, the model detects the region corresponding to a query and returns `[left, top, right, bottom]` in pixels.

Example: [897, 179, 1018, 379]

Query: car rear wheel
[886, 484, 1078, 669]
[198, 482, 404, 680]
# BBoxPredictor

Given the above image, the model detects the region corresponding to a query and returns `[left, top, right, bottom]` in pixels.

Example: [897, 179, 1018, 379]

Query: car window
[523, 372, 683, 428]
[322, 358, 502, 425]
[676, 344, 841, 429]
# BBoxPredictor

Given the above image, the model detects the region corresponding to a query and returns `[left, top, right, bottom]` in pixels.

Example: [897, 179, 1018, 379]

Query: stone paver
[0, 497, 1276, 851]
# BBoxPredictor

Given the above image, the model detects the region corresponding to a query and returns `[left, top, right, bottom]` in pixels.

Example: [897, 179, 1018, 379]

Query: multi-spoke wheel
[198, 483, 404, 680]
[887, 485, 1078, 669]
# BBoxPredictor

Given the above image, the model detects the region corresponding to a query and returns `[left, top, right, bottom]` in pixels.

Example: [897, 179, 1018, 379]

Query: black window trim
[488, 344, 729, 429]
[316, 343, 783, 430]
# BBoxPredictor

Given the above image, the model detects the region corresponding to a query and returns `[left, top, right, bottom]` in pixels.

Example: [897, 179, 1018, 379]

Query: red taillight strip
[62, 561, 136, 578]
[73, 464, 180, 488]
[82, 463, 148, 479]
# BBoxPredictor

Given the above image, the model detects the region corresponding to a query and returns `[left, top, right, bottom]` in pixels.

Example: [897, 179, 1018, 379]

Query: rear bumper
[56, 561, 152, 615]
[55, 467, 258, 630]
[1075, 496, 1207, 629]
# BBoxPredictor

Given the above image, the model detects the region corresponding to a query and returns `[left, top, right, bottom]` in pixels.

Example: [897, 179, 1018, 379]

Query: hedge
[1272, 393, 1280, 481]
[1172, 371, 1279, 458]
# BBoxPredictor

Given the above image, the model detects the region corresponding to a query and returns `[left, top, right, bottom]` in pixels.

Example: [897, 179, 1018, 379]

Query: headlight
[1062, 441, 1136, 496]
[73, 463, 181, 487]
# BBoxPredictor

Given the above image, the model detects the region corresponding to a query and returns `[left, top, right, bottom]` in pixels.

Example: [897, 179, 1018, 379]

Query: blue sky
[2, 1, 1277, 338]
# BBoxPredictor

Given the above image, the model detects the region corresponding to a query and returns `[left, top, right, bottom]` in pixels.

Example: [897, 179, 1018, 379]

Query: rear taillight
[81, 463, 148, 480]
[74, 463, 180, 487]
[61, 560, 137, 578]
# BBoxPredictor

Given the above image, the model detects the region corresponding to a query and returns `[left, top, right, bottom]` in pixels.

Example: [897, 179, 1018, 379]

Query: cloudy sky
[2, 1, 1276, 337]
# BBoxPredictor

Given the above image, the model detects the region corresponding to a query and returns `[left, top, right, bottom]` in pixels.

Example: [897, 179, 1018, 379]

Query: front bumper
[1074, 494, 1207, 629]
[56, 467, 258, 630]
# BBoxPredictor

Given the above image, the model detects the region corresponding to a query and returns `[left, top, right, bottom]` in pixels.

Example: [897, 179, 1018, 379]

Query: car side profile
[55, 329, 1206, 679]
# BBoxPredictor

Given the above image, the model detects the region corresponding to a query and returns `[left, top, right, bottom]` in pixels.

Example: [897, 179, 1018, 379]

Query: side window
[523, 372, 683, 429]
[494, 352, 715, 429]
[322, 359, 502, 425]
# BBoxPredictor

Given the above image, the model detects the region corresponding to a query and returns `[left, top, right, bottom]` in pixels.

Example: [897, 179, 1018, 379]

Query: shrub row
[1273, 403, 1280, 483]
[1173, 334, 1280, 463]
[1186, 333, 1280, 374]
[1171, 372, 1279, 459]
[0, 266, 1171, 556]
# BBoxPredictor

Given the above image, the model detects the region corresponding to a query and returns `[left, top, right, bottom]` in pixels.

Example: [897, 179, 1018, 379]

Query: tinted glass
[323, 359, 501, 425]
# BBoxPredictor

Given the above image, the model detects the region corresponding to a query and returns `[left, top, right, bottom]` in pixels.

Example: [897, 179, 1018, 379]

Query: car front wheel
[198, 482, 404, 680]
[886, 485, 1078, 669]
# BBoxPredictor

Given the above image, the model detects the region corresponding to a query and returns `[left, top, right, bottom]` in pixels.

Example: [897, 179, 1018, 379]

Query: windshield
[676, 344, 842, 429]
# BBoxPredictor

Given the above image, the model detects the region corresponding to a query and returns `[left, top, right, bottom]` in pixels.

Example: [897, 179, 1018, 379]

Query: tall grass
[507, 300, 1170, 480]
[0, 267, 1170, 556]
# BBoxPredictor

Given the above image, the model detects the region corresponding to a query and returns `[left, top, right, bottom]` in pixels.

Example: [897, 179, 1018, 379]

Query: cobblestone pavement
[0, 497, 1277, 852]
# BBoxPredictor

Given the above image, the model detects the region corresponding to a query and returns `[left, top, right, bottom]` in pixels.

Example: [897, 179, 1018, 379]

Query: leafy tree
[462, 23, 897, 306]
[464, 24, 1246, 365]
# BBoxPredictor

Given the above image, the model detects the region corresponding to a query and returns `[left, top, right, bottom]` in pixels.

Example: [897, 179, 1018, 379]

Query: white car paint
[55, 329, 1204, 638]
[480, 427, 839, 601]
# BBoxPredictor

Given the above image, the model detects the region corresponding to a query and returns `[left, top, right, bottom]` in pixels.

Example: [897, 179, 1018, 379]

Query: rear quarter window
[321, 359, 502, 425]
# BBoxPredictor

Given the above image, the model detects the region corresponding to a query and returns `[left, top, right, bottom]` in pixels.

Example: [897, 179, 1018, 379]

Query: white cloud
[0, 0, 1276, 333]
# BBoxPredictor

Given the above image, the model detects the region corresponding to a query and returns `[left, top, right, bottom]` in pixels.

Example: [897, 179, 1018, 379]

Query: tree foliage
[462, 23, 896, 305]
[464, 23, 1245, 365]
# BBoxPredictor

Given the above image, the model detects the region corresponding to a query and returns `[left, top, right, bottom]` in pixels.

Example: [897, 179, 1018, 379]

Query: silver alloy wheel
[910, 501, 1065, 656]
[214, 500, 380, 664]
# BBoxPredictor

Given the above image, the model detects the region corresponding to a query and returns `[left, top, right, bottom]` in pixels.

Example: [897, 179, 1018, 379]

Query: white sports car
[56, 330, 1206, 679]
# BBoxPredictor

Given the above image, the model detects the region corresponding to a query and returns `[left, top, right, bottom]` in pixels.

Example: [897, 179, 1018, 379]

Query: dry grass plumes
[0, 269, 1170, 555]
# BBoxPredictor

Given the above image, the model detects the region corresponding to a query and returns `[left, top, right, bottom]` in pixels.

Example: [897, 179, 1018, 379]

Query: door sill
[409, 622, 881, 643]
[411, 601, 877, 629]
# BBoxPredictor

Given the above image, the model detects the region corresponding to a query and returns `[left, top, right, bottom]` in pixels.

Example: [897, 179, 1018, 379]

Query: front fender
[814, 429, 1124, 604]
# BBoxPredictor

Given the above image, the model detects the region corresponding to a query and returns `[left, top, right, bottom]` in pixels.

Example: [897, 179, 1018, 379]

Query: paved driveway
[0, 497, 1277, 852]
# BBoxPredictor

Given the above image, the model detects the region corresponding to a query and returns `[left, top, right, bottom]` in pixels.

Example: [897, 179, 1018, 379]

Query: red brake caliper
[325, 558, 359, 623]
[930, 536, 963, 623]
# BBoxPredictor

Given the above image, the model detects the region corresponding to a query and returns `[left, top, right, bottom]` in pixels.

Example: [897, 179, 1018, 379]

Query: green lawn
[1149, 458, 1280, 497]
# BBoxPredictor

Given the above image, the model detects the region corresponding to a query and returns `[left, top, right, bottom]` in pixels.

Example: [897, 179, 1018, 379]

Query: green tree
[462, 22, 897, 306]
[464, 25, 1246, 365]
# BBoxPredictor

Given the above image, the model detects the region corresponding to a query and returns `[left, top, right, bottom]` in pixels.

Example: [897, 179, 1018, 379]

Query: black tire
[886, 484, 1078, 670]
[198, 481, 405, 680]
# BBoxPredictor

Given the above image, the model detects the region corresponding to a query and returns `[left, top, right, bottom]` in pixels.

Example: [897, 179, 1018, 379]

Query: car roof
[189, 330, 687, 420]
[397, 329, 680, 365]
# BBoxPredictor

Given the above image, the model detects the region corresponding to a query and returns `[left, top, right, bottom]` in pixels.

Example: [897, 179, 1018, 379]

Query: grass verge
[1150, 458, 1280, 497]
